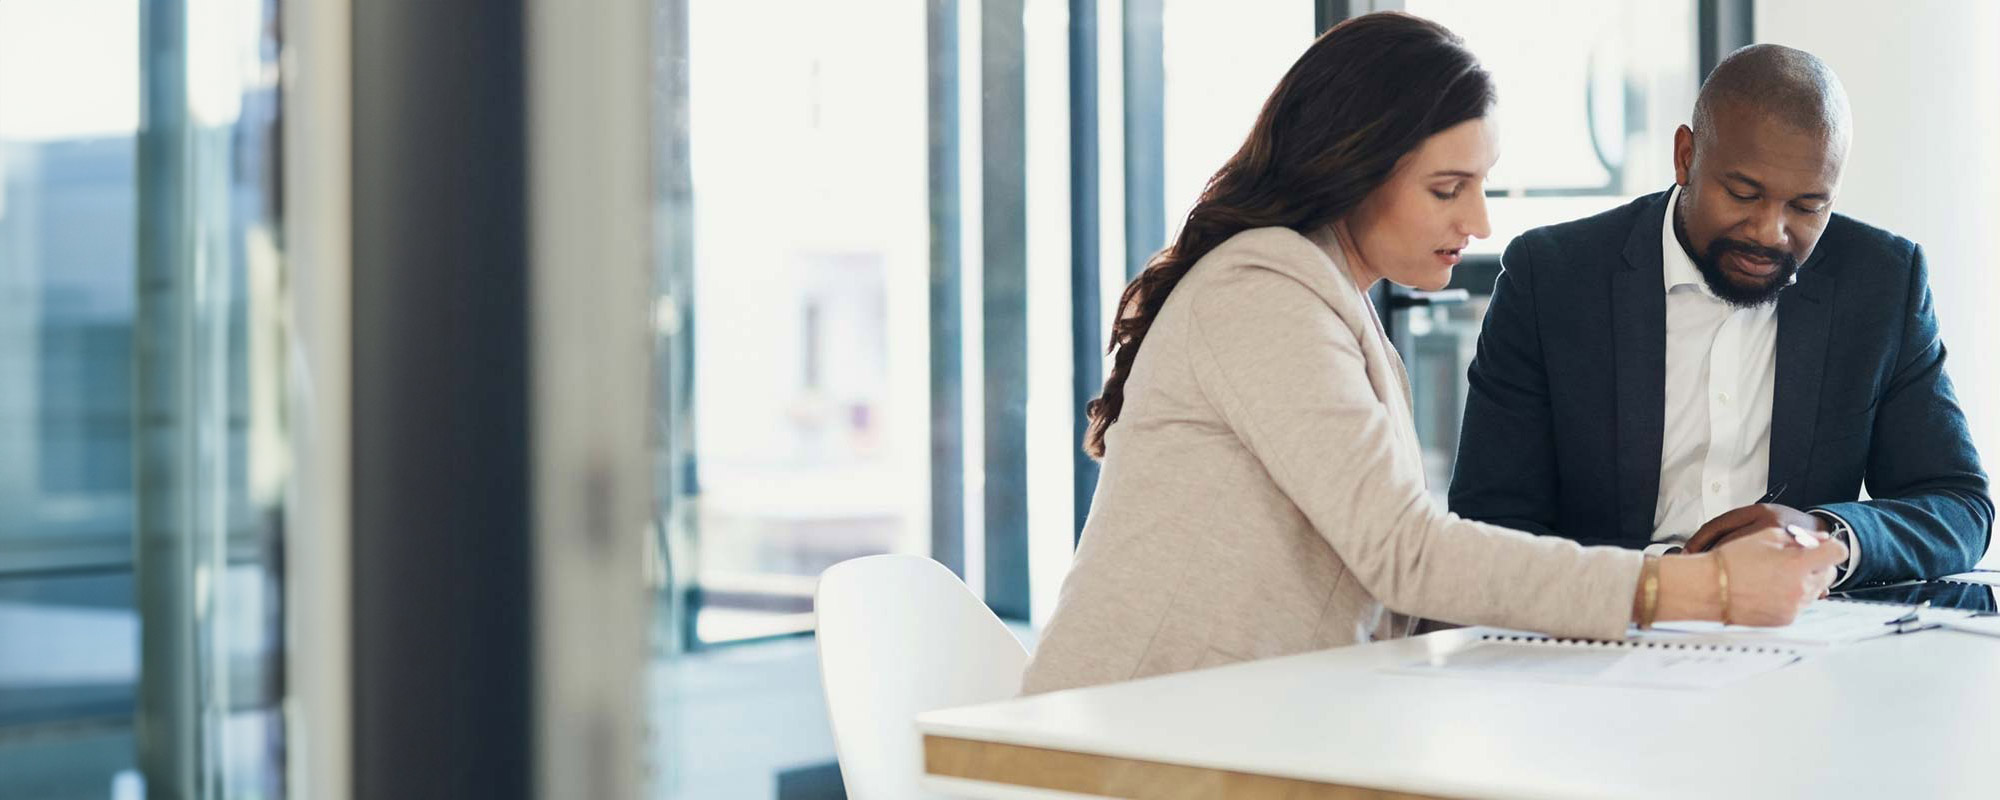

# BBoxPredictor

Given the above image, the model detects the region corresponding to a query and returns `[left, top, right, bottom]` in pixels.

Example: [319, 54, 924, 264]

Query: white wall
[1757, 0, 2000, 563]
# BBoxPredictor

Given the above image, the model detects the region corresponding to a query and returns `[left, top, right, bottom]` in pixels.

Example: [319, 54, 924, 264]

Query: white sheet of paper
[1939, 615, 2000, 638]
[1643, 598, 1975, 647]
[1940, 571, 2000, 587]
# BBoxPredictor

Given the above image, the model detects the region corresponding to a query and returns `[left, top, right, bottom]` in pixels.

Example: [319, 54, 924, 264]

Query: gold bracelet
[1717, 554, 1732, 625]
[1638, 554, 1661, 630]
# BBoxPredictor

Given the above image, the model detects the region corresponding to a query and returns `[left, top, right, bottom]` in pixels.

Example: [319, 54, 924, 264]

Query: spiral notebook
[1394, 631, 1803, 689]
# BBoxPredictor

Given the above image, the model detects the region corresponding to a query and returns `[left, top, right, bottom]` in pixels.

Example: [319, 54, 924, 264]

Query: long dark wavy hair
[1083, 12, 1493, 459]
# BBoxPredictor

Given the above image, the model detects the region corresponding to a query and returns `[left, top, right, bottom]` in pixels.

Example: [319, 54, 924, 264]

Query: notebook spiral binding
[1478, 633, 1798, 656]
[1823, 594, 1918, 609]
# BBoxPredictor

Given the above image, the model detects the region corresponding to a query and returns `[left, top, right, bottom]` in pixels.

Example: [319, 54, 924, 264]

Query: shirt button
[1718, 392, 1731, 405]
[1710, 482, 1722, 493]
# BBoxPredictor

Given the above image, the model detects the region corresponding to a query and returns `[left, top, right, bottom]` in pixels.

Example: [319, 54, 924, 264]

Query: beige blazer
[1022, 227, 1644, 696]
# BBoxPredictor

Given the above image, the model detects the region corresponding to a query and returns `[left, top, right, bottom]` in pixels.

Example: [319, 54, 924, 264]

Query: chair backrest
[814, 555, 1030, 800]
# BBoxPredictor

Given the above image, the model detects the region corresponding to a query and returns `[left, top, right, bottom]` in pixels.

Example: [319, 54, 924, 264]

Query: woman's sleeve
[1184, 262, 1642, 640]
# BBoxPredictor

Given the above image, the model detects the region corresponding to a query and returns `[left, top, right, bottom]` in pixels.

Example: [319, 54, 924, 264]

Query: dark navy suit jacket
[1448, 189, 1991, 585]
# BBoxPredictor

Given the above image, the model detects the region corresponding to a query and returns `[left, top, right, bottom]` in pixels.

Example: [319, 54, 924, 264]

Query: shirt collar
[1660, 184, 1709, 296]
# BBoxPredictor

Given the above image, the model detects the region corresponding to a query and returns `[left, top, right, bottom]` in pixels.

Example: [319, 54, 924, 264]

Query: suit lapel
[1613, 193, 1671, 543]
[1769, 253, 1836, 492]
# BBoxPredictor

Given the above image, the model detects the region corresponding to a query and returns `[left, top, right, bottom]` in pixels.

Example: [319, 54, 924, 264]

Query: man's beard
[1676, 200, 1800, 309]
[1694, 238, 1799, 308]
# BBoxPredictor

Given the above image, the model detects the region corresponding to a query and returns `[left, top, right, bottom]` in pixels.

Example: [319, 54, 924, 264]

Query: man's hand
[1685, 503, 1829, 554]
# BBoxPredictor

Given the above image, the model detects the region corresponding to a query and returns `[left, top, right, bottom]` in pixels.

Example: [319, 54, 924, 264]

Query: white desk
[918, 627, 2000, 799]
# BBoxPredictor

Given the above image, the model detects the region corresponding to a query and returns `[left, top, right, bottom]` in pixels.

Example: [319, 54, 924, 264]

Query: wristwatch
[1808, 509, 1856, 583]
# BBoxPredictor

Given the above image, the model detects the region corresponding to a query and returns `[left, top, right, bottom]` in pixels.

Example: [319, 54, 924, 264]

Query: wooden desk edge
[923, 733, 1449, 800]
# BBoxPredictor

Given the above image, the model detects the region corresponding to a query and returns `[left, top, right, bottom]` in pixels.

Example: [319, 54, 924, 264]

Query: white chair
[815, 555, 1031, 800]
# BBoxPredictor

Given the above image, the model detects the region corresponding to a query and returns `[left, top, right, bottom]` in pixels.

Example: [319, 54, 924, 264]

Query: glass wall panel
[666, 0, 934, 647]
[0, 6, 147, 795]
[0, 0, 286, 796]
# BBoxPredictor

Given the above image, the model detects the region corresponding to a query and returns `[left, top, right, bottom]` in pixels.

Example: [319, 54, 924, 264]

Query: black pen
[1885, 600, 1933, 634]
[1756, 483, 1788, 505]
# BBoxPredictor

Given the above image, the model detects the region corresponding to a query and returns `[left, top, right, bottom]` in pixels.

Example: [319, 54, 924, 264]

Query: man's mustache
[1707, 238, 1795, 268]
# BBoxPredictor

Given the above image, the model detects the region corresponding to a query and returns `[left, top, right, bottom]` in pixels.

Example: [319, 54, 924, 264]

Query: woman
[1022, 12, 1844, 695]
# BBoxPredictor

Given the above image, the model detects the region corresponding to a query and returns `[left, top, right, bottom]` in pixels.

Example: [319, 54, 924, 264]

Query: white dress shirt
[1651, 184, 1780, 542]
[1647, 185, 1858, 584]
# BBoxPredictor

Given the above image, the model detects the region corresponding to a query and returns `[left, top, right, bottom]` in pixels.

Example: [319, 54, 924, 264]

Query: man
[1448, 44, 1990, 588]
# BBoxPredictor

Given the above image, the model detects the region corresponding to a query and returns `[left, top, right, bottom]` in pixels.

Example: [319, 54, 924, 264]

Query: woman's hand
[1653, 528, 1848, 626]
[1712, 528, 1848, 626]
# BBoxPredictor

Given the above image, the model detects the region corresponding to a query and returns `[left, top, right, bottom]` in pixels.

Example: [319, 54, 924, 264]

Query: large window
[659, 0, 935, 646]
[653, 0, 1323, 647]
[0, 0, 287, 796]
[0, 0, 141, 587]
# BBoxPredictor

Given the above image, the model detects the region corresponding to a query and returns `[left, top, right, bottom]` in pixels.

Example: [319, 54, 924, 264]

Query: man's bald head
[1693, 44, 1852, 150]
[1672, 44, 1851, 308]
